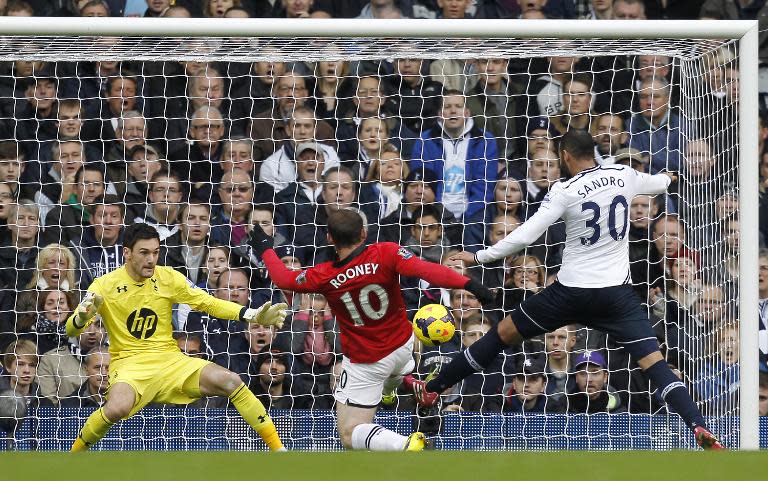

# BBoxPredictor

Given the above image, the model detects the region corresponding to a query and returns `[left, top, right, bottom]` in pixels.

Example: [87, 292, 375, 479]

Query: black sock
[426, 324, 509, 393]
[645, 359, 707, 431]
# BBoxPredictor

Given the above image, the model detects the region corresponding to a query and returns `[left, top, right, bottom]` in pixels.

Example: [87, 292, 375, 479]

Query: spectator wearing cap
[379, 167, 461, 246]
[613, 147, 647, 171]
[505, 355, 562, 413]
[467, 58, 525, 163]
[410, 89, 499, 220]
[274, 144, 357, 248]
[245, 350, 312, 409]
[565, 351, 626, 414]
[592, 113, 629, 165]
[260, 107, 341, 192]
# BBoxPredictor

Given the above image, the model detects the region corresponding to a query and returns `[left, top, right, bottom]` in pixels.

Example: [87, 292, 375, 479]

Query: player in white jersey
[403, 130, 725, 449]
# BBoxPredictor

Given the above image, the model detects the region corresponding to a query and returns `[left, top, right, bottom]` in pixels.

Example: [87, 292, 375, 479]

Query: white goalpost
[0, 17, 759, 451]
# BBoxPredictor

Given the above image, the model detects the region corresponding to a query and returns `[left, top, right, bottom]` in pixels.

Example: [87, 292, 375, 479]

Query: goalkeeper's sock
[229, 382, 285, 451]
[351, 423, 407, 451]
[426, 324, 508, 393]
[71, 407, 114, 452]
[645, 359, 707, 431]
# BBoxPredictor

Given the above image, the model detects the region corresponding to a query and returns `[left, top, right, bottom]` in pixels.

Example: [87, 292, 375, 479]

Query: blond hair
[3, 339, 38, 369]
[26, 243, 77, 290]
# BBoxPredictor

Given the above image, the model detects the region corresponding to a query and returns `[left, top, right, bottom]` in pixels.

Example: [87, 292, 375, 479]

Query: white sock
[350, 423, 407, 451]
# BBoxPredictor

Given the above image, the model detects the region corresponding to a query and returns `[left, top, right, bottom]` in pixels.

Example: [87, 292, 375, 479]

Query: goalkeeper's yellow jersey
[66, 265, 243, 361]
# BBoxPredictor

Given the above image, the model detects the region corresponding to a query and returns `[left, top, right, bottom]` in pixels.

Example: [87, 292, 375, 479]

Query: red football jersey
[262, 242, 470, 363]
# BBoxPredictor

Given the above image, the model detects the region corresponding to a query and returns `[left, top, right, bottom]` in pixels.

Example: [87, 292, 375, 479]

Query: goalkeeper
[67, 223, 288, 452]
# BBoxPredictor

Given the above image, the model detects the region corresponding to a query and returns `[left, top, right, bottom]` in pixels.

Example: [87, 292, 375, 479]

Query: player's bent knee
[223, 370, 244, 394]
[497, 316, 522, 345]
[637, 350, 664, 370]
[338, 427, 355, 449]
[102, 398, 133, 421]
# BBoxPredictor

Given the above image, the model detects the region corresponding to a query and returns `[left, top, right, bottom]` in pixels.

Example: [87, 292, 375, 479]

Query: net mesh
[0, 33, 748, 450]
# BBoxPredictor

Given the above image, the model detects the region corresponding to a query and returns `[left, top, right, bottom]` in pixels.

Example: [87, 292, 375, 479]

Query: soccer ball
[412, 304, 456, 346]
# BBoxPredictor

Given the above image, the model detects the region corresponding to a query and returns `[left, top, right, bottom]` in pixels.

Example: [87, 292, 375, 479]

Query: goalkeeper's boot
[694, 426, 727, 450]
[403, 432, 427, 452]
[402, 374, 439, 408]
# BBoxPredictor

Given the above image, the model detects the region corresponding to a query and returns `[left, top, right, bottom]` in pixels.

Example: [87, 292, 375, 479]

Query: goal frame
[0, 16, 759, 450]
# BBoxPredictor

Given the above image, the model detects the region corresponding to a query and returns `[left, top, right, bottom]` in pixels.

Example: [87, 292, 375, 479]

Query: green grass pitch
[2, 451, 766, 481]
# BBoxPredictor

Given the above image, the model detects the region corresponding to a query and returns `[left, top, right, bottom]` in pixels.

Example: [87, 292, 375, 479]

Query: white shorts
[334, 335, 415, 408]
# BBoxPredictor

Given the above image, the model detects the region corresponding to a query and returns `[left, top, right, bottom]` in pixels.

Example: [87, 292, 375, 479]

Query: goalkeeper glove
[74, 292, 103, 328]
[247, 224, 274, 258]
[464, 279, 495, 306]
[242, 301, 288, 329]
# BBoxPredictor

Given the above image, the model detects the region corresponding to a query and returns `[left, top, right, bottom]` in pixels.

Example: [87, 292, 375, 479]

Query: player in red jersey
[250, 208, 493, 451]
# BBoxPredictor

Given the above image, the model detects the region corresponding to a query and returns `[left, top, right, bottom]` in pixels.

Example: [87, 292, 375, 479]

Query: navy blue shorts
[510, 281, 659, 359]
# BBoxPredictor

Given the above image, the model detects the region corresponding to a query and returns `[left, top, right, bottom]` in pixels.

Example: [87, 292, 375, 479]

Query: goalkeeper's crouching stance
[67, 223, 288, 452]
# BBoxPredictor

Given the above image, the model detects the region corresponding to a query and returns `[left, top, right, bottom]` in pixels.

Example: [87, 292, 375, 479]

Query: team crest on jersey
[397, 247, 414, 260]
[296, 270, 308, 285]
[126, 308, 159, 340]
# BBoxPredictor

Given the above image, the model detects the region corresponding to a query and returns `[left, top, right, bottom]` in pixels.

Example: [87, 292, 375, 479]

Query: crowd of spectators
[0, 0, 765, 425]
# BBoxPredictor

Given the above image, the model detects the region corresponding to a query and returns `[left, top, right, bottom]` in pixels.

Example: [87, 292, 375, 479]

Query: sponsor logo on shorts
[126, 307, 160, 340]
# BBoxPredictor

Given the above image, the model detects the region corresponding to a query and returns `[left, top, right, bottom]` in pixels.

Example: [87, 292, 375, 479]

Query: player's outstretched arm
[461, 187, 567, 265]
[248, 224, 318, 293]
[634, 169, 675, 195]
[66, 291, 103, 337]
[392, 246, 494, 305]
[261, 248, 318, 293]
[242, 301, 288, 329]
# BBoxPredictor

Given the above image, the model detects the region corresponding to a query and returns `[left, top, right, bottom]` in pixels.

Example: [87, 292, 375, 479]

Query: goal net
[0, 18, 759, 451]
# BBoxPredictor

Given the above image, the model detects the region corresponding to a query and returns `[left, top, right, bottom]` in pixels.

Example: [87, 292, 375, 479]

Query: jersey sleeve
[262, 248, 322, 293]
[388, 244, 470, 289]
[171, 269, 244, 320]
[65, 278, 104, 338]
[476, 183, 569, 264]
[632, 170, 672, 195]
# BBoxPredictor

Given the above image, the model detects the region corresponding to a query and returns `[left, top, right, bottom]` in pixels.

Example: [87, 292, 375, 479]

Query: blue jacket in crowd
[410, 121, 499, 220]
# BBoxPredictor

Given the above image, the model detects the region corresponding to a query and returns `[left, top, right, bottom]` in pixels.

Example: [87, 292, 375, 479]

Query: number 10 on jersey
[340, 284, 390, 326]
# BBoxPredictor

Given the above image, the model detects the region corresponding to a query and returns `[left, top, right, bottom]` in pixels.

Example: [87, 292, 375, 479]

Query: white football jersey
[477, 164, 671, 288]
